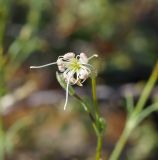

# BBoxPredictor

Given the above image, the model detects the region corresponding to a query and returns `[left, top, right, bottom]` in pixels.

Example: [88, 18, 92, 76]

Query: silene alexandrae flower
[30, 52, 98, 110]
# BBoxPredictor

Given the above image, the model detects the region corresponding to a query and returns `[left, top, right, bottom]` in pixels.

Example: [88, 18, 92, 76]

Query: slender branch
[109, 126, 130, 160]
[125, 92, 134, 115]
[134, 62, 158, 114]
[91, 77, 104, 160]
[91, 78, 99, 115]
[74, 93, 104, 159]
[96, 135, 103, 160]
[109, 62, 158, 160]
[73, 94, 98, 132]
[136, 102, 158, 125]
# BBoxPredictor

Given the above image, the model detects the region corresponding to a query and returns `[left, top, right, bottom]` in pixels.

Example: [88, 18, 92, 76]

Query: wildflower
[30, 52, 98, 110]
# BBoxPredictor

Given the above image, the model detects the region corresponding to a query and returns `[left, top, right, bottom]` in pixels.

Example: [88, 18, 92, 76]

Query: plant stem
[109, 62, 158, 160]
[91, 78, 99, 115]
[136, 102, 158, 126]
[91, 78, 104, 160]
[74, 78, 104, 160]
[109, 125, 130, 160]
[134, 62, 158, 114]
[73, 94, 99, 134]
[74, 94, 95, 121]
[96, 135, 103, 160]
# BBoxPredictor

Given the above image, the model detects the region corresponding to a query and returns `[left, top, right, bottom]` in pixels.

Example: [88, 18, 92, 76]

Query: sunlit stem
[30, 62, 57, 69]
[134, 61, 158, 114]
[109, 124, 131, 160]
[109, 61, 158, 160]
[74, 94, 94, 120]
[91, 77, 104, 160]
[96, 135, 103, 160]
[91, 78, 99, 115]
[73, 94, 100, 135]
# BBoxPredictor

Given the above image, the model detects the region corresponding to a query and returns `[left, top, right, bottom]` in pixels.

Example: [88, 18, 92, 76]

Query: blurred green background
[0, 0, 158, 159]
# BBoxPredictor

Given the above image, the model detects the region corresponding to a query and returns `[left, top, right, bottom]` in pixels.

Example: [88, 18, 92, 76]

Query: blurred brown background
[0, 0, 158, 159]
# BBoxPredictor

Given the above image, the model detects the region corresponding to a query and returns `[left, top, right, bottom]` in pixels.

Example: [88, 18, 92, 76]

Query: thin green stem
[73, 94, 99, 134]
[74, 82, 104, 160]
[91, 78, 99, 116]
[109, 124, 131, 160]
[125, 92, 134, 115]
[96, 135, 103, 160]
[74, 78, 104, 160]
[136, 102, 158, 125]
[109, 62, 158, 160]
[91, 77, 104, 160]
[134, 62, 158, 114]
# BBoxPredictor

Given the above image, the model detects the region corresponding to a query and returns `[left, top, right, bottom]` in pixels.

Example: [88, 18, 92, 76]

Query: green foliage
[96, 117, 106, 135]
[0, 0, 158, 159]
[110, 62, 158, 160]
[0, 0, 50, 158]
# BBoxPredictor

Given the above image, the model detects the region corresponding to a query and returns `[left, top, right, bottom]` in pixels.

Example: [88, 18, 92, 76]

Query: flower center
[68, 58, 81, 71]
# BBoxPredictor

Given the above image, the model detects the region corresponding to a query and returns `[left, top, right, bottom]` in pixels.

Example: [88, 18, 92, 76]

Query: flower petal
[63, 52, 75, 60]
[79, 53, 88, 64]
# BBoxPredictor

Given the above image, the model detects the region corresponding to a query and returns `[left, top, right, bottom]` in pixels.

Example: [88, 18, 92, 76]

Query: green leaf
[97, 117, 106, 134]
[136, 102, 158, 126]
[125, 93, 134, 115]
[56, 72, 75, 96]
[5, 117, 32, 155]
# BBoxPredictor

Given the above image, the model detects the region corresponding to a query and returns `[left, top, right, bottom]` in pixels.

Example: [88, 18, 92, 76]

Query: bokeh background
[0, 0, 158, 159]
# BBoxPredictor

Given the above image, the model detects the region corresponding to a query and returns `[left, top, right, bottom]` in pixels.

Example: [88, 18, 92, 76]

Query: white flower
[30, 52, 98, 110]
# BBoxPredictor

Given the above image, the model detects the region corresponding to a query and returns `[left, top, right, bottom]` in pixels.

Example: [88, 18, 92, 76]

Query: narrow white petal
[64, 76, 71, 110]
[30, 62, 57, 69]
[88, 54, 98, 61]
